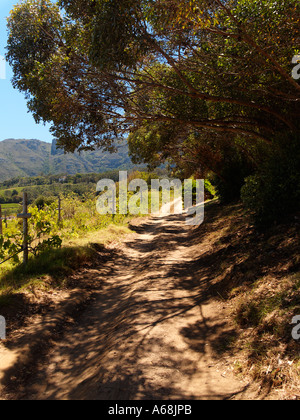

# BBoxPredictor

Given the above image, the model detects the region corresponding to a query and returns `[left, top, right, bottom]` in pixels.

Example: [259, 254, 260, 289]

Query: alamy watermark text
[0, 316, 6, 340]
[292, 55, 300, 80]
[0, 55, 6, 80]
[96, 172, 205, 226]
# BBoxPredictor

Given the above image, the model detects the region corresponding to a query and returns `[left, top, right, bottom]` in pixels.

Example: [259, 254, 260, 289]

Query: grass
[1, 204, 20, 209]
[0, 187, 24, 195]
[234, 273, 300, 327]
[0, 203, 21, 216]
[183, 200, 299, 397]
[0, 223, 132, 307]
[229, 257, 300, 396]
[0, 247, 93, 296]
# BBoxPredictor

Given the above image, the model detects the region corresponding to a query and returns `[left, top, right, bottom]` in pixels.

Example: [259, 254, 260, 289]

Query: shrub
[212, 146, 254, 204]
[204, 179, 217, 200]
[241, 134, 300, 227]
[34, 195, 55, 209]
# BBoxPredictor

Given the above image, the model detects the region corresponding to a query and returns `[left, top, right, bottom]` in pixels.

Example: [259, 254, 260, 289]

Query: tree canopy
[6, 0, 300, 179]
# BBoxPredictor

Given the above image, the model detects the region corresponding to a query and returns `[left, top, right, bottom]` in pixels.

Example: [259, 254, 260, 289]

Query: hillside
[0, 139, 133, 182]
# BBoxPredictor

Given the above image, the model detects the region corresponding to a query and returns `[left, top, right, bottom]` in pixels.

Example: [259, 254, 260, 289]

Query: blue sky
[0, 0, 53, 143]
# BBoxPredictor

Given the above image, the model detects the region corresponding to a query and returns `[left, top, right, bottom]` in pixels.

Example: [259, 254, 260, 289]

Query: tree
[6, 0, 300, 173]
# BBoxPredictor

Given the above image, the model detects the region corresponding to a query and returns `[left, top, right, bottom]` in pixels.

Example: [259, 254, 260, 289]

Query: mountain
[0, 138, 134, 182]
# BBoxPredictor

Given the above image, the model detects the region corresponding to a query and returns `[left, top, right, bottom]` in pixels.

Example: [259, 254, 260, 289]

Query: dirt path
[5, 213, 254, 400]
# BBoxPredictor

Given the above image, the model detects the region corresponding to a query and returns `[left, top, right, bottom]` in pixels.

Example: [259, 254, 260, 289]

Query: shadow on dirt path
[3, 213, 255, 400]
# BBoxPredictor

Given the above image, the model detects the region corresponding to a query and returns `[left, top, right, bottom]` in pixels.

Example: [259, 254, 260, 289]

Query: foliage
[204, 180, 217, 200]
[241, 133, 300, 226]
[6, 0, 299, 153]
[212, 144, 255, 203]
[5, 1, 300, 222]
[0, 185, 138, 266]
[34, 195, 56, 209]
[0, 202, 63, 265]
[0, 235, 22, 264]
[0, 169, 147, 205]
[28, 204, 62, 256]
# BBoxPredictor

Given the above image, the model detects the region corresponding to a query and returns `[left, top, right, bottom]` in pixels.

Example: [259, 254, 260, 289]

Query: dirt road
[3, 213, 254, 400]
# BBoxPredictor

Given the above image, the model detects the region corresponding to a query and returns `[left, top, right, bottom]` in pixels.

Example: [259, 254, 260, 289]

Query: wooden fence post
[58, 196, 61, 224]
[17, 193, 31, 265]
[0, 205, 2, 236]
[23, 193, 28, 265]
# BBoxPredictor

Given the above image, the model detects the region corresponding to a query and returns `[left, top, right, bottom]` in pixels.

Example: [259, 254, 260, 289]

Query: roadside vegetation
[1, 0, 299, 399]
[192, 202, 300, 398]
[0, 170, 216, 303]
[0, 191, 131, 301]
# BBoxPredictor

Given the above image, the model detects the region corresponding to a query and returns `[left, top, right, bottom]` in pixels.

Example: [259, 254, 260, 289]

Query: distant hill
[0, 138, 134, 182]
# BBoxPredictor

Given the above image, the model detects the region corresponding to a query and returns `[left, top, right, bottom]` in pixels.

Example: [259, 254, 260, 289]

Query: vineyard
[0, 173, 216, 270]
[0, 170, 166, 275]
[0, 191, 129, 269]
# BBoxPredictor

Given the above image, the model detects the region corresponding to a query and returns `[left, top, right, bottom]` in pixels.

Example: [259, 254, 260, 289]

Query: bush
[204, 179, 217, 200]
[212, 146, 254, 204]
[34, 195, 56, 209]
[241, 134, 300, 227]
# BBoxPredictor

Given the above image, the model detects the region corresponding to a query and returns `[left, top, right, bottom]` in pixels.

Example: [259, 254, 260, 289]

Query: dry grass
[0, 223, 133, 302]
[230, 272, 300, 398]
[64, 224, 132, 248]
[182, 200, 299, 398]
[192, 202, 300, 399]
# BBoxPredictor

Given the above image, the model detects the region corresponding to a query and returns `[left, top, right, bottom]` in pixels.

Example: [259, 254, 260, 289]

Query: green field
[0, 203, 21, 216]
[0, 170, 127, 206]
